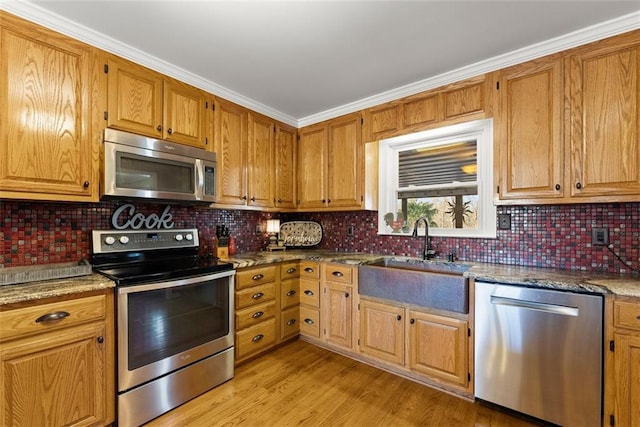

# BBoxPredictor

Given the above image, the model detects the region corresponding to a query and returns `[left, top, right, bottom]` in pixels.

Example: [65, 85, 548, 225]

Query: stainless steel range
[92, 229, 235, 427]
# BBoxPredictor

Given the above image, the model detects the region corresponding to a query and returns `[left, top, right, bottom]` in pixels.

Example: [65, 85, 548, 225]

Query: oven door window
[116, 151, 195, 194]
[126, 277, 229, 370]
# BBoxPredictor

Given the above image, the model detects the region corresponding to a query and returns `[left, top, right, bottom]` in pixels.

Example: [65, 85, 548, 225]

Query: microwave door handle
[195, 159, 204, 200]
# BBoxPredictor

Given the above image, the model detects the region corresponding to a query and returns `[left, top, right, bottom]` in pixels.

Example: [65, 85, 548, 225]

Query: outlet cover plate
[592, 227, 609, 246]
[498, 214, 511, 230]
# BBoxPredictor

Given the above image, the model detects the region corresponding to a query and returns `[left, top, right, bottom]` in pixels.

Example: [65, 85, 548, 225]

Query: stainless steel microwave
[102, 129, 216, 203]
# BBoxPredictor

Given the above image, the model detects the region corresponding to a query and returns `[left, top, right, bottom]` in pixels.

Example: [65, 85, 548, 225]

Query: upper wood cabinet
[104, 54, 213, 149]
[495, 53, 565, 201]
[362, 75, 488, 142]
[214, 97, 247, 205]
[298, 112, 363, 211]
[247, 111, 275, 208]
[0, 12, 99, 202]
[274, 122, 298, 209]
[567, 31, 640, 200]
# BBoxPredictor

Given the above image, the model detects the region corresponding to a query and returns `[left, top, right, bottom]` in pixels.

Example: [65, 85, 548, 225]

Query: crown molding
[1, 2, 638, 128]
[0, 1, 299, 127]
[297, 10, 640, 127]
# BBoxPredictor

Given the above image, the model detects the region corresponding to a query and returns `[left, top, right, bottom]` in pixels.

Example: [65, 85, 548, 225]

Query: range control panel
[92, 229, 199, 253]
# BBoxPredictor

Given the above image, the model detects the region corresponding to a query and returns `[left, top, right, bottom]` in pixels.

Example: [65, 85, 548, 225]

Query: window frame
[378, 118, 496, 238]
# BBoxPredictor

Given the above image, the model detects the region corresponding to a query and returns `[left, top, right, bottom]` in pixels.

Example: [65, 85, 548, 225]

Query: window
[378, 118, 496, 238]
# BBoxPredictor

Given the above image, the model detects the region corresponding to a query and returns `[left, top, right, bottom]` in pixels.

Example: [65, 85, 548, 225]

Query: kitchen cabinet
[297, 113, 363, 211]
[299, 261, 321, 339]
[322, 264, 357, 350]
[274, 122, 298, 209]
[0, 291, 115, 426]
[214, 97, 248, 206]
[246, 112, 275, 208]
[234, 265, 278, 364]
[495, 53, 565, 201]
[104, 54, 213, 149]
[361, 75, 488, 142]
[567, 30, 640, 200]
[0, 12, 99, 202]
[279, 262, 301, 341]
[611, 298, 640, 427]
[358, 299, 404, 365]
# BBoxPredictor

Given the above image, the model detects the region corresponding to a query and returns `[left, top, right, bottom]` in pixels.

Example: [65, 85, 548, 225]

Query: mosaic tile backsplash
[2, 200, 639, 274]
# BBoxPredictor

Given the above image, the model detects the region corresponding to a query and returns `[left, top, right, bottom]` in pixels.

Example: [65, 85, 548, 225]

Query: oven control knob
[104, 236, 116, 245]
[119, 236, 130, 245]
[185, 234, 193, 241]
[175, 234, 184, 241]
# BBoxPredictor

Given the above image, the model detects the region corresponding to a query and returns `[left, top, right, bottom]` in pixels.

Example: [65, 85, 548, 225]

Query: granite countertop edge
[3, 250, 640, 306]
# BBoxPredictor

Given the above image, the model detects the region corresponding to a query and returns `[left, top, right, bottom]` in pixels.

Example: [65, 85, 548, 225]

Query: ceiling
[3, 1, 640, 126]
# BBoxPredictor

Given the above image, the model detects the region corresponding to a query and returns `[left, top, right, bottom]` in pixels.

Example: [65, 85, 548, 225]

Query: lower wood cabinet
[358, 297, 470, 395]
[0, 291, 114, 426]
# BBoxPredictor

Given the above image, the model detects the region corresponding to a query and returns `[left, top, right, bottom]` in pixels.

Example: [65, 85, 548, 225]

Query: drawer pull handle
[636, 315, 640, 320]
[35, 311, 70, 323]
[332, 271, 344, 277]
[252, 292, 264, 300]
[252, 311, 264, 319]
[304, 267, 314, 273]
[287, 319, 297, 326]
[286, 268, 296, 274]
[304, 290, 314, 296]
[252, 334, 264, 343]
[304, 318, 315, 325]
[286, 290, 297, 297]
[252, 274, 264, 281]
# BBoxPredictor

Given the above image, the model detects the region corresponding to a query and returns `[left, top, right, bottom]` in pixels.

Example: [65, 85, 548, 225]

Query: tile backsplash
[2, 200, 638, 274]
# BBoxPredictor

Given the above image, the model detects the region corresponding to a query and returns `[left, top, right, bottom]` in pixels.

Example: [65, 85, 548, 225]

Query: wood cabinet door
[247, 112, 274, 207]
[327, 113, 363, 208]
[359, 299, 404, 365]
[362, 102, 402, 141]
[614, 333, 640, 427]
[0, 323, 106, 427]
[274, 122, 297, 209]
[105, 55, 163, 138]
[442, 76, 486, 121]
[323, 282, 353, 349]
[297, 123, 327, 209]
[214, 98, 247, 205]
[0, 15, 98, 201]
[496, 54, 565, 201]
[163, 79, 211, 149]
[568, 32, 640, 199]
[408, 310, 468, 387]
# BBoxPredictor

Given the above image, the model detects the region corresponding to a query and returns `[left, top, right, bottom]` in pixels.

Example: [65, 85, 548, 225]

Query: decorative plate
[279, 221, 322, 247]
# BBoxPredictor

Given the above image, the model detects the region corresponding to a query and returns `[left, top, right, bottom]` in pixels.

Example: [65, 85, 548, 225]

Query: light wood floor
[147, 340, 538, 426]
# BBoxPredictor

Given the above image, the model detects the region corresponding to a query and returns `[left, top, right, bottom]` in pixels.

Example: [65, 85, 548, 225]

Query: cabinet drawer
[235, 318, 276, 360]
[236, 265, 277, 290]
[280, 280, 300, 309]
[299, 306, 320, 338]
[235, 301, 276, 330]
[299, 261, 320, 279]
[614, 300, 640, 331]
[281, 306, 300, 341]
[280, 262, 300, 280]
[0, 295, 106, 343]
[235, 282, 276, 310]
[324, 264, 353, 284]
[299, 280, 320, 308]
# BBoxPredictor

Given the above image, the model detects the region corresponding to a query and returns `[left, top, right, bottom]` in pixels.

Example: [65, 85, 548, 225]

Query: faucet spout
[412, 217, 435, 260]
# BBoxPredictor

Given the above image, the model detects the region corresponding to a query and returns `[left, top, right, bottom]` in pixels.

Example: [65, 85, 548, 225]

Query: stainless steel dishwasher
[475, 281, 603, 427]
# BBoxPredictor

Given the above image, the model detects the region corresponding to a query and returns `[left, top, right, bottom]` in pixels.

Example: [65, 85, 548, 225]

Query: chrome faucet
[412, 217, 435, 260]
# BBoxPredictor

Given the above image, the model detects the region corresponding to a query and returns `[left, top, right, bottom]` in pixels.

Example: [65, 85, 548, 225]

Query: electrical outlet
[592, 227, 609, 246]
[498, 214, 511, 230]
[347, 225, 355, 237]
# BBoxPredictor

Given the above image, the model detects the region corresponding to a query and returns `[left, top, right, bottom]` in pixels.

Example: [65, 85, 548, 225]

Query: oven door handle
[116, 269, 236, 294]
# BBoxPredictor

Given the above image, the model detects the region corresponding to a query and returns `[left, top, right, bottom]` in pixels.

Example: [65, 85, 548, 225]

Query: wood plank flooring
[146, 340, 538, 426]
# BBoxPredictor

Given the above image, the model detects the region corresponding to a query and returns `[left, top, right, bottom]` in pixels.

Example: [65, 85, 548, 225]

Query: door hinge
[104, 64, 109, 73]
[361, 117, 364, 125]
[468, 328, 471, 337]
[357, 338, 360, 346]
[205, 101, 209, 109]
[103, 111, 108, 121]
[468, 373, 471, 382]
[610, 340, 615, 352]
[496, 81, 500, 90]
[496, 185, 500, 194]
[212, 103, 215, 111]
[610, 414, 615, 426]
[357, 303, 360, 310]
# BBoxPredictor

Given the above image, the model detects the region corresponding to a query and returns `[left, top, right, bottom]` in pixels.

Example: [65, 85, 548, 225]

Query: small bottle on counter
[228, 235, 236, 256]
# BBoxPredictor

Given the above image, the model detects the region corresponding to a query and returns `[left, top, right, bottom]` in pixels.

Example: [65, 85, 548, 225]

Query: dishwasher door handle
[490, 295, 579, 317]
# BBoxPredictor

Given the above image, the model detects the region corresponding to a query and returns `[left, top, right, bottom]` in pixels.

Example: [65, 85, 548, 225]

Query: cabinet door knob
[555, 184, 561, 191]
[251, 197, 256, 202]
[242, 195, 247, 201]
[328, 199, 331, 204]
[322, 199, 326, 204]
[35, 311, 70, 323]
[277, 199, 283, 203]
[83, 181, 90, 188]
[345, 292, 350, 298]
[397, 315, 402, 321]
[97, 336, 104, 344]
[576, 182, 582, 189]
[286, 290, 296, 296]
[157, 125, 162, 132]
[167, 128, 173, 135]
[252, 292, 264, 300]
[252, 334, 264, 342]
[410, 319, 415, 324]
